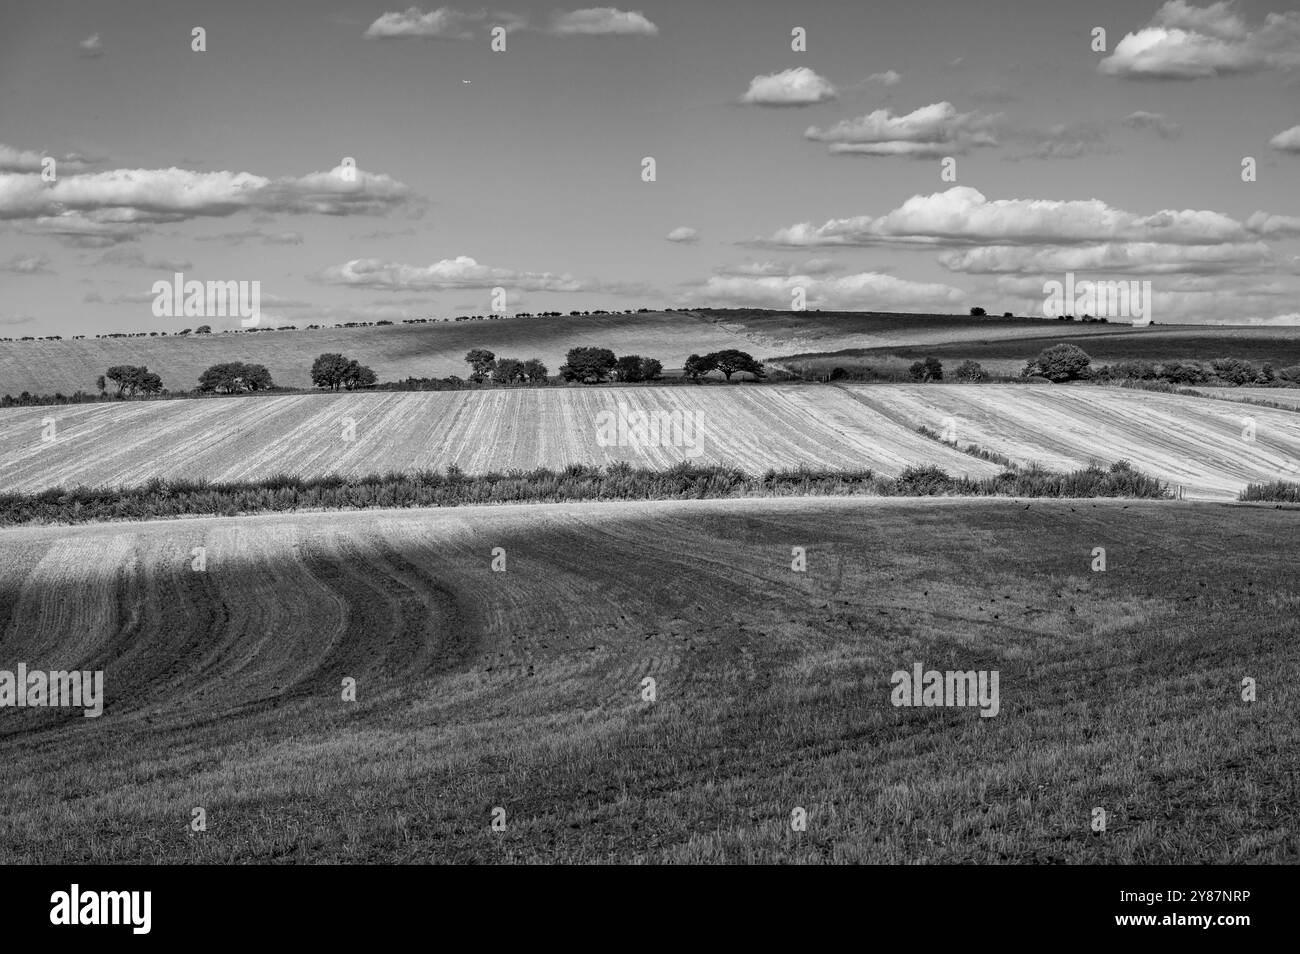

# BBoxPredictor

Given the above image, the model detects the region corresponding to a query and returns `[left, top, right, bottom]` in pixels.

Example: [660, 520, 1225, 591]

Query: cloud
[1099, 1, 1300, 79]
[313, 255, 650, 295]
[78, 34, 103, 58]
[195, 228, 305, 246]
[0, 314, 36, 326]
[1122, 110, 1184, 139]
[741, 68, 837, 106]
[804, 102, 1001, 157]
[0, 253, 53, 274]
[94, 249, 194, 270]
[1269, 124, 1300, 153]
[687, 271, 965, 311]
[548, 8, 658, 36]
[0, 143, 93, 174]
[1004, 122, 1112, 161]
[1245, 211, 1300, 237]
[363, 7, 518, 39]
[711, 259, 844, 277]
[938, 241, 1273, 275]
[755, 186, 1256, 250]
[666, 226, 699, 243]
[0, 162, 411, 245]
[866, 70, 901, 86]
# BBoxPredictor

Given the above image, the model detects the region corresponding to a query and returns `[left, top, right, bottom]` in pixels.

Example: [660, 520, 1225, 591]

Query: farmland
[3, 382, 1297, 500]
[0, 385, 999, 493]
[841, 383, 1300, 499]
[776, 325, 1300, 378]
[0, 497, 1295, 864]
[1, 309, 1133, 397]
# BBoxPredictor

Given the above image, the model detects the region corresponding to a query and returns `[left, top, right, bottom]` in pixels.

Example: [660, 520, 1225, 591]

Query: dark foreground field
[1, 497, 1296, 863]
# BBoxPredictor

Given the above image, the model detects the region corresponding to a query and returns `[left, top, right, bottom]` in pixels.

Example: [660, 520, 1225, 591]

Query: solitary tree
[683, 353, 713, 382]
[1024, 344, 1092, 382]
[639, 357, 663, 381]
[198, 362, 274, 393]
[970, 306, 987, 317]
[342, 360, 377, 390]
[195, 325, 212, 334]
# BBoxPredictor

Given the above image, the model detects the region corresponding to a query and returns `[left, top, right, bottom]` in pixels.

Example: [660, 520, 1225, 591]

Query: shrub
[1024, 344, 1091, 382]
[953, 360, 987, 382]
[908, 357, 943, 382]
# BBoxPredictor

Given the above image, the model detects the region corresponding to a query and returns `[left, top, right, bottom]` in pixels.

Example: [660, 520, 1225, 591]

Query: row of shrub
[0, 460, 1169, 525]
[1239, 481, 1300, 503]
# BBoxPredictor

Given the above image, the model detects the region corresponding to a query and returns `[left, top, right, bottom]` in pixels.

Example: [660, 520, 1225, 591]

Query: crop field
[1198, 387, 1300, 410]
[778, 326, 1300, 378]
[0, 497, 1295, 864]
[0, 385, 999, 492]
[843, 383, 1300, 499]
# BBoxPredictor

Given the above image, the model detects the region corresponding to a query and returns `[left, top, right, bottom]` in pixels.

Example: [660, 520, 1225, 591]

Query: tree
[105, 365, 162, 396]
[311, 353, 354, 391]
[908, 357, 944, 382]
[198, 362, 274, 393]
[706, 349, 765, 381]
[95, 374, 106, 395]
[342, 360, 376, 390]
[970, 306, 987, 317]
[639, 357, 663, 381]
[953, 360, 987, 382]
[492, 357, 526, 384]
[464, 348, 496, 383]
[613, 355, 645, 382]
[563, 347, 617, 383]
[522, 358, 549, 382]
[1024, 344, 1091, 382]
[195, 325, 211, 334]
[683, 353, 713, 382]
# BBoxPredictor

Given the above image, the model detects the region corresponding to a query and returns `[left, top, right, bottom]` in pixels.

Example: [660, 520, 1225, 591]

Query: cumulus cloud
[0, 161, 411, 245]
[1245, 210, 1300, 237]
[314, 255, 650, 295]
[688, 271, 965, 311]
[78, 34, 103, 58]
[1122, 110, 1184, 139]
[548, 8, 658, 36]
[0, 253, 53, 274]
[938, 241, 1273, 275]
[1269, 124, 1300, 153]
[0, 143, 93, 174]
[755, 186, 1256, 249]
[1099, 1, 1300, 79]
[804, 102, 1001, 157]
[741, 68, 837, 106]
[363, 7, 654, 39]
[665, 226, 699, 243]
[363, 7, 521, 39]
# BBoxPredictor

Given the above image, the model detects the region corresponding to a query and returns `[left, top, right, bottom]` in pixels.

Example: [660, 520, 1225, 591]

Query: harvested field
[841, 383, 1300, 500]
[0, 386, 997, 492]
[1, 497, 1296, 863]
[1198, 387, 1300, 410]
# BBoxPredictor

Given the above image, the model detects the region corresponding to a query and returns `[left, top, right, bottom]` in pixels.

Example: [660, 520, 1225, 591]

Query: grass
[0, 498, 1294, 863]
[0, 460, 1171, 525]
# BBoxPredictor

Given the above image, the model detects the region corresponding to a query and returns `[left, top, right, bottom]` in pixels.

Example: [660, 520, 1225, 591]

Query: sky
[2, 0, 1300, 335]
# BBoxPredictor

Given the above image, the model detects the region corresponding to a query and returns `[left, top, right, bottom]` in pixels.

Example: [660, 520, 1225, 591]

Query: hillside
[1, 309, 1135, 396]
[4, 382, 1298, 499]
[1, 497, 1296, 862]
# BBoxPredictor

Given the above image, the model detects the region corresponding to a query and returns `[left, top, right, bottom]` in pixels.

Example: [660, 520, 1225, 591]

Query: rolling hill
[4, 382, 1298, 500]
[1, 497, 1296, 863]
